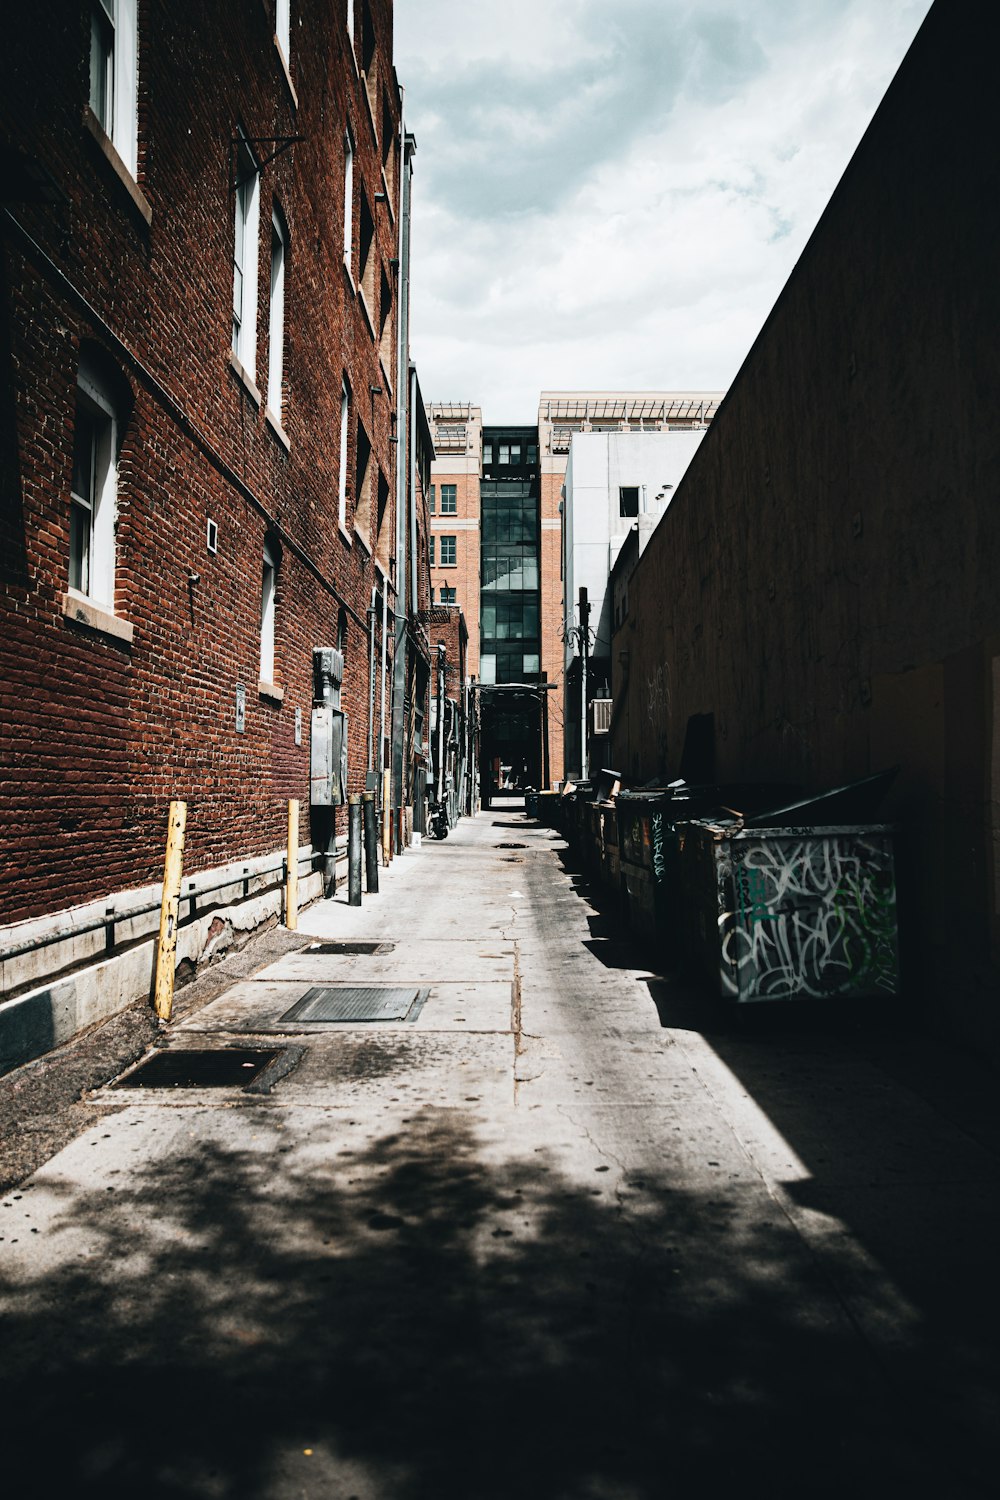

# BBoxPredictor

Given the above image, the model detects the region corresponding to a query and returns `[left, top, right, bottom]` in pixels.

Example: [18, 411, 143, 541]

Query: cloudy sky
[393, 0, 933, 422]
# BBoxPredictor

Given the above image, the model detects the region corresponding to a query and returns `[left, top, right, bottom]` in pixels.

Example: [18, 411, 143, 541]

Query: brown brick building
[1, 1, 431, 1068]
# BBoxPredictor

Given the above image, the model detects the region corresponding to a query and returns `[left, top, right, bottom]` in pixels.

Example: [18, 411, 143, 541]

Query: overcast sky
[393, 0, 934, 423]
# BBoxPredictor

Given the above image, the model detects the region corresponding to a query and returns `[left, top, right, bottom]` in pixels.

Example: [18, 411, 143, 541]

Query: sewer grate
[113, 1048, 283, 1089]
[280, 986, 423, 1023]
[496, 843, 527, 849]
[306, 941, 395, 955]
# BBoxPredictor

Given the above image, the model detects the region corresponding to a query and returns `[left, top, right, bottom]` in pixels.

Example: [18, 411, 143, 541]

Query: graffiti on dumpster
[719, 833, 898, 1000]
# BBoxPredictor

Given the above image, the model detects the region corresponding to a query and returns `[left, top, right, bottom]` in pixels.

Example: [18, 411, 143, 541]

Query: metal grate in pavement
[280, 986, 422, 1023]
[306, 941, 395, 955]
[112, 1048, 283, 1089]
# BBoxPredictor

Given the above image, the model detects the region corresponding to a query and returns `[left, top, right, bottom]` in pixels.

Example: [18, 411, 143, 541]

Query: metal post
[348, 794, 363, 905]
[154, 800, 187, 1022]
[580, 586, 590, 782]
[382, 767, 392, 864]
[286, 799, 299, 929]
[362, 791, 379, 893]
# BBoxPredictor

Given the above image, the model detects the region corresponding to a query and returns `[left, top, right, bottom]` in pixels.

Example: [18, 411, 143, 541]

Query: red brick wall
[1, 0, 406, 923]
[429, 467, 481, 676]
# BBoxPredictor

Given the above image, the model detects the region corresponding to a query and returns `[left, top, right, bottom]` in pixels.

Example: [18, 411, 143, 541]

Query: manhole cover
[113, 1048, 283, 1089]
[307, 941, 395, 955]
[280, 986, 423, 1023]
[496, 843, 527, 849]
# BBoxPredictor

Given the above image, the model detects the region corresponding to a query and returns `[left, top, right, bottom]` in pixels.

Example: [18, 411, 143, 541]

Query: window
[276, 0, 290, 60]
[428, 535, 435, 565]
[619, 486, 639, 517]
[232, 136, 260, 378]
[346, 0, 355, 47]
[527, 443, 538, 465]
[261, 541, 277, 683]
[499, 444, 510, 464]
[510, 444, 521, 465]
[355, 419, 372, 544]
[338, 379, 350, 531]
[440, 535, 456, 566]
[89, 0, 138, 177]
[440, 586, 456, 604]
[440, 483, 457, 514]
[267, 208, 287, 421]
[343, 126, 354, 268]
[70, 360, 119, 610]
[358, 186, 375, 314]
[428, 484, 435, 514]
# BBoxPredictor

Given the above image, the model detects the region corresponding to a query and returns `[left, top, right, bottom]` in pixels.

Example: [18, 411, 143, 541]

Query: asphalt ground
[1, 805, 997, 1498]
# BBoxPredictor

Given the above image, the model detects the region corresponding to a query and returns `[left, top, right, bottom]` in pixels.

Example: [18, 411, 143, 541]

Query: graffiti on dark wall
[719, 832, 898, 1001]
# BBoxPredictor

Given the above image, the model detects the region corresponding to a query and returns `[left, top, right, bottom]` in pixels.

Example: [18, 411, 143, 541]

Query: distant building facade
[426, 392, 721, 794]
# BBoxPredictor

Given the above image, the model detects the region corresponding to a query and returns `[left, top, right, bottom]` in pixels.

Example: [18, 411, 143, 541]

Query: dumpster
[596, 801, 621, 900]
[685, 817, 899, 1002]
[524, 788, 539, 819]
[617, 790, 675, 943]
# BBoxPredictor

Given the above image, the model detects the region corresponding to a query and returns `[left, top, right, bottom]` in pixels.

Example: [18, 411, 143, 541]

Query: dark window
[440, 535, 456, 565]
[440, 484, 457, 513]
[620, 486, 639, 517]
[441, 585, 456, 604]
[428, 484, 436, 513]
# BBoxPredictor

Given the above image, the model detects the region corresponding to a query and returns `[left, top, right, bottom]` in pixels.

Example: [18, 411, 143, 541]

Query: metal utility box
[686, 820, 899, 1003]
[310, 706, 347, 806]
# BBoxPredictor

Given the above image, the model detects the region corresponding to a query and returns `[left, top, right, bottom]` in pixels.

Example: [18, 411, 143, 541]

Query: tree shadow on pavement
[0, 1106, 986, 1500]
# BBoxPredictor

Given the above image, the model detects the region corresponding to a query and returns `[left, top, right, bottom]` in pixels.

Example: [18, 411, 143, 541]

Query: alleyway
[1, 808, 997, 1499]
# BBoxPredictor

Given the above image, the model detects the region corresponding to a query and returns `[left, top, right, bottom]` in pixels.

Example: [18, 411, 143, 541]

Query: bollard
[286, 799, 299, 929]
[154, 800, 187, 1022]
[382, 769, 392, 865]
[362, 791, 379, 893]
[348, 794, 363, 906]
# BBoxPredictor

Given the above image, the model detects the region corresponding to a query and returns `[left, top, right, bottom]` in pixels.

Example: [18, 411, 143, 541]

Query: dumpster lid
[739, 766, 899, 827]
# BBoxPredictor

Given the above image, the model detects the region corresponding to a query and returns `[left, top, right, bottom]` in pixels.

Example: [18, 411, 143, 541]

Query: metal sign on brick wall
[235, 683, 246, 733]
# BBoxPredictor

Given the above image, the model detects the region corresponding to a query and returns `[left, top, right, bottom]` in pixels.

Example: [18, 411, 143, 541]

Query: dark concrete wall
[613, 0, 1000, 1043]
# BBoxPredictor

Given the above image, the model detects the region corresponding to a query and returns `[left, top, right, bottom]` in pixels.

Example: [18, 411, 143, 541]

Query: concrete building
[561, 429, 708, 780]
[0, 1, 430, 1071]
[612, 0, 1000, 1052]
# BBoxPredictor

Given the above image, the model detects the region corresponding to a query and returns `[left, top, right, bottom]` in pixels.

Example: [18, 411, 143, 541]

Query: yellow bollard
[382, 769, 392, 865]
[286, 798, 299, 930]
[154, 800, 187, 1022]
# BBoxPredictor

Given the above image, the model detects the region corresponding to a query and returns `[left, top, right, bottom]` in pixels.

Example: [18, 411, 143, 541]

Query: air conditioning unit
[591, 699, 612, 735]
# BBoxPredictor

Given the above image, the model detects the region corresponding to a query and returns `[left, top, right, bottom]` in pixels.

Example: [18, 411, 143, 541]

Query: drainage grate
[496, 843, 527, 849]
[306, 941, 395, 955]
[280, 986, 423, 1023]
[113, 1048, 283, 1089]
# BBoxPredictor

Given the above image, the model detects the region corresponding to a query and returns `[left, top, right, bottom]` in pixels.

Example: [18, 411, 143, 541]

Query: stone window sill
[259, 680, 284, 704]
[265, 406, 291, 451]
[83, 108, 152, 227]
[273, 35, 298, 109]
[62, 591, 135, 645]
[229, 350, 262, 407]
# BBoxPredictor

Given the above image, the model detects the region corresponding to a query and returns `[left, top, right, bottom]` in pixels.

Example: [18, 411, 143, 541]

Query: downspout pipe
[390, 130, 416, 834]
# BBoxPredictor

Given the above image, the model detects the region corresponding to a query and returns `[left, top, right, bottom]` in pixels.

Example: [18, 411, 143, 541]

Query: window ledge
[338, 521, 353, 547]
[229, 350, 262, 406]
[62, 591, 134, 645]
[358, 288, 376, 340]
[360, 72, 379, 149]
[342, 259, 356, 297]
[265, 406, 291, 451]
[380, 167, 396, 225]
[273, 35, 298, 109]
[82, 108, 152, 228]
[258, 680, 284, 703]
[347, 34, 359, 79]
[354, 527, 371, 556]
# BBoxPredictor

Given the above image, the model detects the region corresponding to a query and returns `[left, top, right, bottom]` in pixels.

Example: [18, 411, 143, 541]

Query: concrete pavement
[0, 805, 997, 1498]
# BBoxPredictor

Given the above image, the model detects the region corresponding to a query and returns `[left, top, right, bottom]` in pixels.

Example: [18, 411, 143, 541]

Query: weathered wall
[614, 0, 1000, 1042]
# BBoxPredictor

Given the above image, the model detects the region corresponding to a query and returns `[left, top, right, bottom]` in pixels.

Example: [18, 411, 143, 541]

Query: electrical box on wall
[311, 706, 347, 805]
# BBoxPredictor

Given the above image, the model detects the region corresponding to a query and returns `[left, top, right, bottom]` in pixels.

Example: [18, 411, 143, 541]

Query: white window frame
[346, 0, 355, 47]
[70, 361, 119, 612]
[276, 0, 290, 61]
[440, 484, 457, 514]
[89, 0, 138, 178]
[343, 126, 354, 270]
[267, 208, 287, 421]
[232, 137, 260, 379]
[429, 535, 435, 566]
[260, 542, 277, 683]
[338, 379, 350, 531]
[440, 535, 456, 566]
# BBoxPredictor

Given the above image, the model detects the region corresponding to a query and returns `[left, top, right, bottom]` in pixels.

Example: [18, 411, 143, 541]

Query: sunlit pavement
[1, 806, 997, 1498]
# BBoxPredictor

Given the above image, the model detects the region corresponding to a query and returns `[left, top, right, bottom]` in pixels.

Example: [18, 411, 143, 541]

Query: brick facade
[1, 1, 416, 927]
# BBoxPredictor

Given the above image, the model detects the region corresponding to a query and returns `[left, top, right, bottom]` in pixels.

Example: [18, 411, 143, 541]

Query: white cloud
[395, 0, 934, 420]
